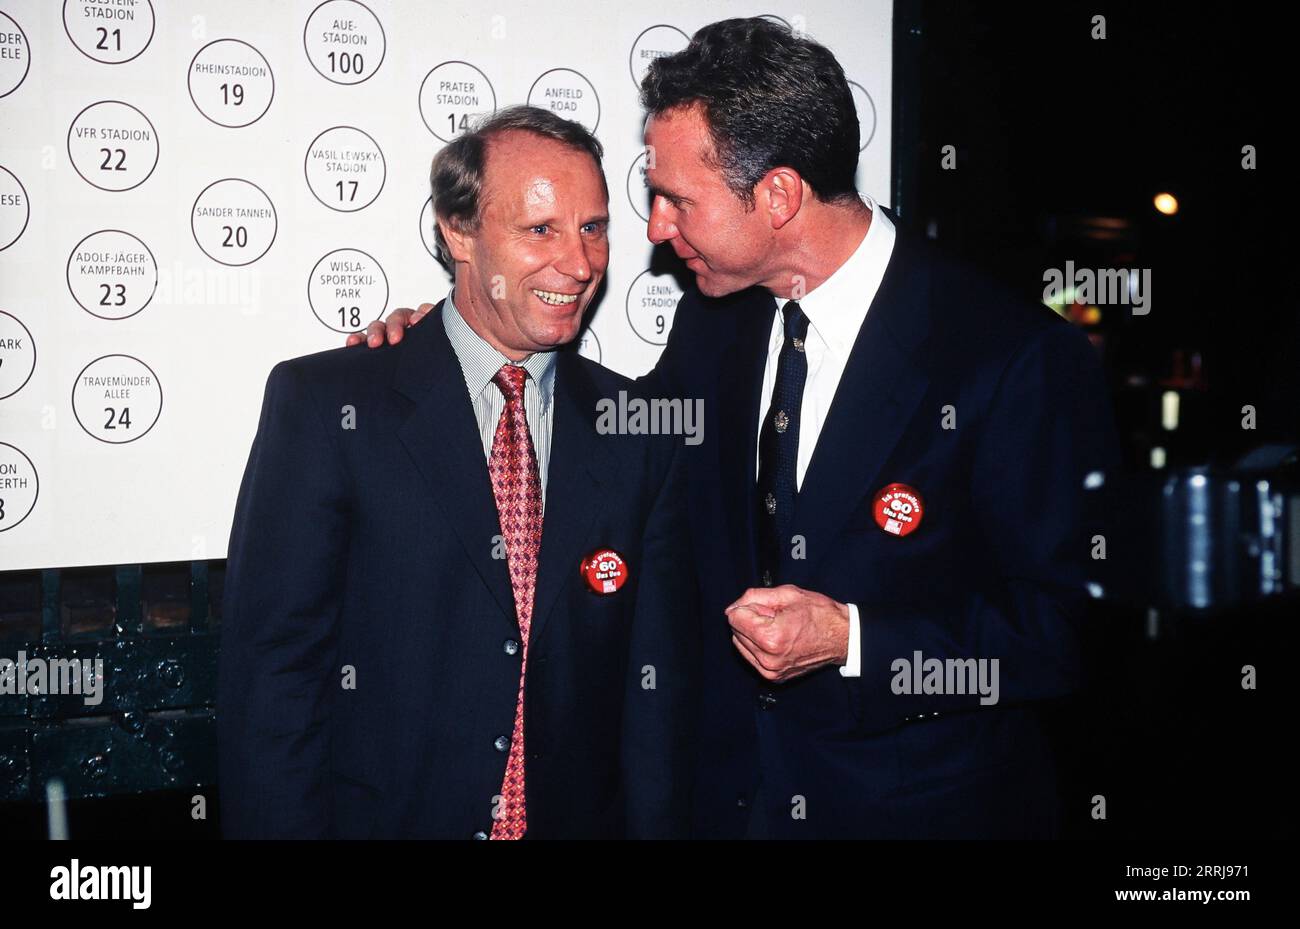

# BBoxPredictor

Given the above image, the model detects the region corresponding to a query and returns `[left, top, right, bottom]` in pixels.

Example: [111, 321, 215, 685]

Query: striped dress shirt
[441, 291, 557, 508]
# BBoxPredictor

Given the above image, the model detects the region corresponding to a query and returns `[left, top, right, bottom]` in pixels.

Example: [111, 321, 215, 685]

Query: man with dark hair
[639, 16, 861, 210]
[358, 18, 1120, 839]
[219, 106, 697, 839]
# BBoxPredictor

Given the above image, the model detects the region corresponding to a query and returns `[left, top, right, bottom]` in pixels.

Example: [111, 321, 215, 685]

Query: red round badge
[580, 548, 629, 594]
[873, 483, 924, 537]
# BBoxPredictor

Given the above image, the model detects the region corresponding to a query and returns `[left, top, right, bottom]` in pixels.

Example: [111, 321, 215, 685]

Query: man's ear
[762, 168, 805, 231]
[438, 216, 475, 265]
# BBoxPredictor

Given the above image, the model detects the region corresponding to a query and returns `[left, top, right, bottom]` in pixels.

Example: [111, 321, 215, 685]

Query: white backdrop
[0, 0, 892, 570]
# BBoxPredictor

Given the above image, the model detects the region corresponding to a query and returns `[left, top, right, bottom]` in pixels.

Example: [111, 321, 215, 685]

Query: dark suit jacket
[217, 302, 698, 839]
[643, 225, 1121, 838]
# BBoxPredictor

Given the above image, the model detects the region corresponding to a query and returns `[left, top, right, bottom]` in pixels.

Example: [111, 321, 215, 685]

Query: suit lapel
[393, 302, 518, 626]
[787, 233, 934, 586]
[715, 290, 776, 589]
[527, 350, 618, 648]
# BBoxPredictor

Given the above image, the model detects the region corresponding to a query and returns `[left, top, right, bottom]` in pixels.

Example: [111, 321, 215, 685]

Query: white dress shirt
[756, 194, 897, 677]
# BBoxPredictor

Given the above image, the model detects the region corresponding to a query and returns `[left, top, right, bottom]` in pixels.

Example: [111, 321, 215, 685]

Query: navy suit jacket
[217, 303, 698, 839]
[643, 225, 1121, 838]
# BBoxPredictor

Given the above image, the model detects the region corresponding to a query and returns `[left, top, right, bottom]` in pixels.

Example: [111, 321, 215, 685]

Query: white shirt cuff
[838, 602, 861, 677]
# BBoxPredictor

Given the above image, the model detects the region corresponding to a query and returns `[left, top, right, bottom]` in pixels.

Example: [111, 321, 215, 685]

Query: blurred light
[1042, 285, 1103, 325]
[46, 778, 67, 840]
[1161, 390, 1180, 431]
[1150, 446, 1167, 469]
[1075, 215, 1134, 243]
[1154, 192, 1179, 215]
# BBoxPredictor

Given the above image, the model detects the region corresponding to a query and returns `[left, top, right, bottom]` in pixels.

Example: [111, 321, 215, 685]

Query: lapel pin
[874, 483, 924, 537]
[580, 548, 629, 594]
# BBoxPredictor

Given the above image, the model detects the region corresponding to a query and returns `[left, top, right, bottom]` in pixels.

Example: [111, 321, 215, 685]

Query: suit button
[494, 736, 510, 752]
[757, 692, 777, 710]
[503, 639, 519, 656]
[472, 831, 489, 840]
[737, 795, 749, 808]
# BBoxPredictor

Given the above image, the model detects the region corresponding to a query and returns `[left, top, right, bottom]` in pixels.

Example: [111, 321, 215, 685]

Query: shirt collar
[442, 289, 557, 410]
[774, 192, 897, 358]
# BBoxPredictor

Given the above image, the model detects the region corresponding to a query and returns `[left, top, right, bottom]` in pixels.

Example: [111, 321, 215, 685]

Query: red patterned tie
[487, 363, 543, 839]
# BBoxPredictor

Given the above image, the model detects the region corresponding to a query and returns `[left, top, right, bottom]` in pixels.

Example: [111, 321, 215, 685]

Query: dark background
[894, 1, 1292, 840]
[1, 3, 1292, 839]
[897, 1, 1290, 465]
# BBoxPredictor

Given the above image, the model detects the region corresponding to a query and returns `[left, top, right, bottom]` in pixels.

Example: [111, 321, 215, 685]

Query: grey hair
[428, 105, 606, 276]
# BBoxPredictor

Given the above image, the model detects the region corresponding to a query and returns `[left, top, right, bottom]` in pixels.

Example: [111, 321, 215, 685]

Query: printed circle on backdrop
[625, 269, 681, 345]
[66, 230, 157, 320]
[848, 81, 877, 151]
[191, 178, 277, 266]
[420, 61, 496, 142]
[576, 327, 601, 364]
[527, 69, 599, 133]
[0, 442, 39, 532]
[67, 101, 159, 192]
[72, 354, 162, 444]
[0, 167, 30, 250]
[0, 311, 35, 399]
[308, 249, 388, 333]
[628, 24, 688, 89]
[0, 12, 31, 97]
[62, 0, 155, 65]
[304, 0, 385, 85]
[419, 197, 438, 259]
[304, 126, 385, 212]
[188, 39, 274, 128]
[626, 149, 651, 222]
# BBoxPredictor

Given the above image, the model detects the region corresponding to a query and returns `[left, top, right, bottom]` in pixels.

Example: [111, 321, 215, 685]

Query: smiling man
[217, 106, 697, 839]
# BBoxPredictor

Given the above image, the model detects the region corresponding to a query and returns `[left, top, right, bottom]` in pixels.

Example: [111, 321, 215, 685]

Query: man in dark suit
[648, 213, 1118, 839]
[217, 106, 697, 839]
[359, 18, 1120, 838]
[637, 21, 1119, 839]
